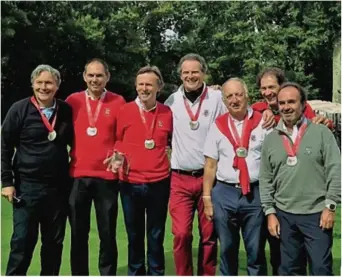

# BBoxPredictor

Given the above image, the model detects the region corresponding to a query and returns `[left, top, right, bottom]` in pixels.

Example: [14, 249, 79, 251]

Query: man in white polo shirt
[202, 78, 269, 275]
[164, 53, 226, 276]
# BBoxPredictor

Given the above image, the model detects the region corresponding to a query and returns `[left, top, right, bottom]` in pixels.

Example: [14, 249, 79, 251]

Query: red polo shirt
[66, 90, 126, 180]
[115, 100, 173, 184]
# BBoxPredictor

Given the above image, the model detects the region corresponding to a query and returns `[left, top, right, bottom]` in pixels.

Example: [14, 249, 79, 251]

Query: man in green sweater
[259, 82, 341, 275]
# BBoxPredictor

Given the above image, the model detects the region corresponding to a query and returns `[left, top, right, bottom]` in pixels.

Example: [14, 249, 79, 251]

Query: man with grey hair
[165, 53, 226, 275]
[1, 64, 73, 275]
[203, 77, 269, 275]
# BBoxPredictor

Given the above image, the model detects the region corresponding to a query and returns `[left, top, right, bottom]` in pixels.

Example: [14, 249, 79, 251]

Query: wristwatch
[326, 203, 337, 212]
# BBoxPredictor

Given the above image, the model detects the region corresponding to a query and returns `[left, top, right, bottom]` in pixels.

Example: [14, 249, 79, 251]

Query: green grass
[1, 200, 341, 275]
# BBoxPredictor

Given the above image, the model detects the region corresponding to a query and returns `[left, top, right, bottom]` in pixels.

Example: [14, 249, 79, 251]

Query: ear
[83, 71, 87, 82]
[106, 72, 111, 82]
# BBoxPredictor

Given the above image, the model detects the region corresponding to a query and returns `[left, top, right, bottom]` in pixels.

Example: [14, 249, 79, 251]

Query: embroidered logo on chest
[104, 108, 111, 116]
[250, 134, 256, 141]
[158, 120, 163, 127]
[203, 110, 209, 117]
[304, 147, 312, 155]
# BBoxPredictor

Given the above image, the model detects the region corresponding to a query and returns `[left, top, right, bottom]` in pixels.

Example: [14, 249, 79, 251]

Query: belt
[218, 180, 259, 189]
[171, 168, 204, 177]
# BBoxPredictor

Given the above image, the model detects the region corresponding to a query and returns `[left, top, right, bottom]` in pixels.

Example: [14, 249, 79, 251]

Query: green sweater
[259, 119, 341, 215]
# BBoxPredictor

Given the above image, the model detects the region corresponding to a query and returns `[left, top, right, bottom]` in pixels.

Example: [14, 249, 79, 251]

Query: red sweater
[66, 91, 126, 180]
[252, 101, 316, 122]
[115, 101, 173, 184]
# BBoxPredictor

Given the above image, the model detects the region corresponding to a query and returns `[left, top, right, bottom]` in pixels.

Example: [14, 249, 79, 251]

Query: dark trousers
[277, 209, 333, 276]
[212, 181, 267, 276]
[6, 183, 69, 276]
[69, 177, 119, 276]
[120, 177, 170, 276]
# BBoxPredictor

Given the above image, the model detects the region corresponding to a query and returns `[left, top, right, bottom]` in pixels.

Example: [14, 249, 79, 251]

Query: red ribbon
[183, 87, 208, 121]
[215, 111, 262, 195]
[85, 90, 106, 127]
[281, 122, 307, 157]
[138, 103, 159, 140]
[30, 96, 57, 133]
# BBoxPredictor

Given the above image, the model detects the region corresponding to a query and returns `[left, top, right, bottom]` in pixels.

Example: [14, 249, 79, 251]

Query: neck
[184, 83, 204, 94]
[142, 99, 157, 111]
[87, 89, 103, 99]
[37, 98, 54, 108]
[231, 110, 247, 121]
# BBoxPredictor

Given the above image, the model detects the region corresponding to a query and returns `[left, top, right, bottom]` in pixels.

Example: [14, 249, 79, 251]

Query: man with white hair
[203, 78, 268, 275]
[1, 64, 73, 275]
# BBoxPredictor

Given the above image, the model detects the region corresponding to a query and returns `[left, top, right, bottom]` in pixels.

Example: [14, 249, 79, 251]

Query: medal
[138, 101, 158, 150]
[236, 147, 248, 158]
[189, 121, 199, 130]
[281, 121, 308, 167]
[30, 97, 58, 142]
[87, 127, 97, 136]
[286, 156, 297, 166]
[85, 89, 106, 137]
[48, 130, 57, 141]
[144, 139, 155, 150]
[183, 87, 208, 131]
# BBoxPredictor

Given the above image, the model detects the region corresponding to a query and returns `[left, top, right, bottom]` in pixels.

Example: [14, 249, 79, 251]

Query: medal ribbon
[215, 111, 262, 195]
[183, 87, 208, 121]
[139, 104, 159, 140]
[30, 96, 57, 133]
[281, 123, 307, 157]
[85, 90, 106, 127]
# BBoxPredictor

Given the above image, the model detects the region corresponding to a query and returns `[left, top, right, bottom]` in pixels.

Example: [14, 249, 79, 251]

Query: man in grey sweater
[259, 82, 341, 275]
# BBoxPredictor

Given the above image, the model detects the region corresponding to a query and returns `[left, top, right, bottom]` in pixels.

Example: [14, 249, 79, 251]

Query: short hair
[84, 58, 110, 75]
[256, 67, 286, 88]
[278, 82, 307, 105]
[31, 64, 61, 87]
[177, 53, 208, 75]
[222, 77, 249, 96]
[136, 65, 165, 90]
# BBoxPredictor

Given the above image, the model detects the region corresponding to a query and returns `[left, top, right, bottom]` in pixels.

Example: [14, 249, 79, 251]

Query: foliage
[1, 1, 341, 118]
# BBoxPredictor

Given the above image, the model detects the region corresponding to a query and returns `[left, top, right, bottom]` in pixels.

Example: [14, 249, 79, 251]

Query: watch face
[329, 204, 336, 211]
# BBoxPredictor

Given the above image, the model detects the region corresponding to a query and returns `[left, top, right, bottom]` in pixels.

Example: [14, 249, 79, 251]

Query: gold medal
[48, 130, 57, 141]
[189, 121, 199, 130]
[144, 139, 155, 150]
[236, 147, 248, 158]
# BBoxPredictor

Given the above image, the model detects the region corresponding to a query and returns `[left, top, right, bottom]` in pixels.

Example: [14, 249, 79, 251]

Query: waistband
[171, 168, 204, 178]
[217, 180, 259, 189]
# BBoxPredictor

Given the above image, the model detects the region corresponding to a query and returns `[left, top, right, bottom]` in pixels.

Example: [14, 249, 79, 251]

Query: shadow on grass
[117, 248, 341, 276]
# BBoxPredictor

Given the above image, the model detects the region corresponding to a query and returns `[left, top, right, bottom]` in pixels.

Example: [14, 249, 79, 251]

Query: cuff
[265, 207, 277, 216]
[325, 199, 337, 207]
[2, 181, 14, 188]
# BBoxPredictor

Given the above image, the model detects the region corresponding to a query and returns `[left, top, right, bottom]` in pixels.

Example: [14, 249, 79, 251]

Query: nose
[264, 89, 272, 96]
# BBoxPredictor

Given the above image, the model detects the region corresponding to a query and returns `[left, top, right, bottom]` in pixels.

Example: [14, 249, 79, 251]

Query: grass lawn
[1, 200, 341, 275]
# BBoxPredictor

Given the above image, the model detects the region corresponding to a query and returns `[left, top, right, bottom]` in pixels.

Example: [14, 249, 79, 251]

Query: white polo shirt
[164, 83, 227, 170]
[203, 107, 271, 183]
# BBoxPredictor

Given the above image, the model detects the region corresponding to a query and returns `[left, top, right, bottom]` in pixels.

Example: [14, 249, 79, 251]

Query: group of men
[1, 53, 340, 276]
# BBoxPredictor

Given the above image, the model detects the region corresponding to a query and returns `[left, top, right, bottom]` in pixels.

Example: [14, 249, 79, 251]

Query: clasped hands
[103, 151, 125, 173]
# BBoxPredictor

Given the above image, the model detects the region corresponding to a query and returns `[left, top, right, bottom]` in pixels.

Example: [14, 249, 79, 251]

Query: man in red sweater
[109, 66, 172, 275]
[252, 67, 332, 130]
[66, 58, 125, 275]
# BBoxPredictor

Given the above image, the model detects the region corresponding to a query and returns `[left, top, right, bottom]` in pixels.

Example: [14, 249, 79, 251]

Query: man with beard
[164, 53, 226, 275]
[259, 82, 340, 275]
[66, 58, 126, 275]
[1, 64, 73, 275]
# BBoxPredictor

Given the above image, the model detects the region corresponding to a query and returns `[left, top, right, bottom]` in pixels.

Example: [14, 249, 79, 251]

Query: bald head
[222, 78, 249, 120]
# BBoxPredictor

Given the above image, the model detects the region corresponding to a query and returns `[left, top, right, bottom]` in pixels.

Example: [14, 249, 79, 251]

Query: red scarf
[215, 111, 262, 195]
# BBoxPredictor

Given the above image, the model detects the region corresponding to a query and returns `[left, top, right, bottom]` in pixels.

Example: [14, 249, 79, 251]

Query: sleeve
[321, 127, 341, 205]
[303, 103, 316, 119]
[259, 135, 277, 215]
[1, 104, 21, 188]
[203, 124, 220, 160]
[66, 104, 74, 148]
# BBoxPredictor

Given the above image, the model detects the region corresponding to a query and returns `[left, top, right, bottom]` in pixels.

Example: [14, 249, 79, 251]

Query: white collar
[135, 97, 157, 112]
[85, 88, 107, 100]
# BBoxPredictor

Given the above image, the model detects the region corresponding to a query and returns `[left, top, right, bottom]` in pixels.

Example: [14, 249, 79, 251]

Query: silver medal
[286, 156, 298, 166]
[236, 147, 248, 158]
[189, 121, 199, 130]
[48, 130, 57, 141]
[144, 139, 155, 150]
[87, 127, 98, 136]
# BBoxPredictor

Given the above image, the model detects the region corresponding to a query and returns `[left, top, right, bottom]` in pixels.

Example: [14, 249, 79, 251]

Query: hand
[262, 109, 276, 130]
[203, 197, 214, 221]
[267, 214, 280, 239]
[103, 152, 125, 173]
[209, 85, 222, 91]
[1, 186, 16, 203]
[320, 208, 335, 230]
[311, 115, 330, 127]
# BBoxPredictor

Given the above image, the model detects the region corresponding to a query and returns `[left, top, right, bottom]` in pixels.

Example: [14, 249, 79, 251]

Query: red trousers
[169, 172, 217, 275]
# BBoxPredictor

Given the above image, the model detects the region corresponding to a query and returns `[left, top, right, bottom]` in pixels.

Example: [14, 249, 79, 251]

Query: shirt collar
[276, 116, 308, 135]
[135, 97, 157, 112]
[85, 88, 107, 100]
